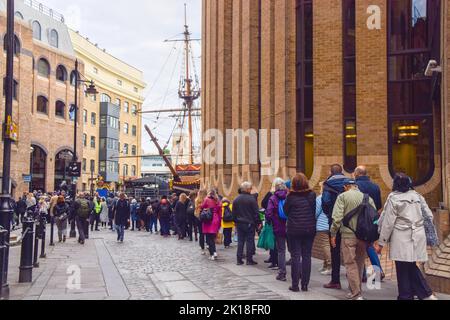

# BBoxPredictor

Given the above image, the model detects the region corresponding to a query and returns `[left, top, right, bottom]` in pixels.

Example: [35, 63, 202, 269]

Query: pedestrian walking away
[201, 189, 222, 261]
[221, 198, 234, 249]
[114, 193, 131, 243]
[195, 189, 208, 252]
[72, 193, 91, 245]
[53, 196, 70, 243]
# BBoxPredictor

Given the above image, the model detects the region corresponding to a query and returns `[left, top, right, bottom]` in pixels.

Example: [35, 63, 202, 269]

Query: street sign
[67, 162, 82, 177]
[23, 175, 32, 183]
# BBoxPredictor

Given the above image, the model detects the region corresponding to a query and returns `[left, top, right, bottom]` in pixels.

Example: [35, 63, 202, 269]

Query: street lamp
[0, 0, 14, 299]
[68, 60, 97, 238]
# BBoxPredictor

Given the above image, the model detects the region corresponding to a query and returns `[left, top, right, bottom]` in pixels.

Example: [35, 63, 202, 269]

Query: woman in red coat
[201, 189, 222, 261]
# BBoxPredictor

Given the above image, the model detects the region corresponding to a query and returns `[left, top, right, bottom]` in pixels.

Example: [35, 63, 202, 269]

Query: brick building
[0, 0, 84, 197]
[202, 0, 450, 292]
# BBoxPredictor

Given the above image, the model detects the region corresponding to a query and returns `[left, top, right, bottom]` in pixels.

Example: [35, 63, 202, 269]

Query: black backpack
[159, 204, 171, 219]
[222, 205, 233, 223]
[342, 194, 380, 243]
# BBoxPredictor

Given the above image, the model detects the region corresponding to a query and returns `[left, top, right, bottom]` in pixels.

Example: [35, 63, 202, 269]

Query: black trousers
[396, 261, 433, 300]
[330, 231, 342, 284]
[223, 228, 233, 247]
[76, 216, 88, 242]
[197, 220, 205, 250]
[90, 214, 100, 231]
[205, 234, 216, 256]
[289, 234, 315, 288]
[177, 221, 186, 239]
[237, 223, 256, 262]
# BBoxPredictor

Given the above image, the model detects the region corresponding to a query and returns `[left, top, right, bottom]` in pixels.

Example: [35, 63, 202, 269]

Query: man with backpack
[330, 179, 377, 300]
[321, 164, 348, 290]
[156, 196, 172, 237]
[72, 193, 91, 245]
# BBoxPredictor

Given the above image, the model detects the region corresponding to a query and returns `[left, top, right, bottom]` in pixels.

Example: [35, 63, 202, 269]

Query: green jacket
[330, 189, 376, 239]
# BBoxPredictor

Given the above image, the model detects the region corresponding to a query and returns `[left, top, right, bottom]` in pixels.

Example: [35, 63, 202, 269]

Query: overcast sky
[42, 0, 202, 155]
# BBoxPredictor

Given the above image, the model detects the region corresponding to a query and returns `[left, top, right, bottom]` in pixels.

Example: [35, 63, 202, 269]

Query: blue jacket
[355, 176, 382, 211]
[315, 195, 329, 232]
[322, 174, 347, 220]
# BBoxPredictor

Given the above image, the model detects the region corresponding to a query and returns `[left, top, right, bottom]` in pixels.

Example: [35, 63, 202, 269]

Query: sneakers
[201, 250, 206, 256]
[424, 295, 439, 301]
[210, 256, 216, 261]
[320, 269, 332, 276]
[214, 252, 218, 258]
[346, 293, 365, 300]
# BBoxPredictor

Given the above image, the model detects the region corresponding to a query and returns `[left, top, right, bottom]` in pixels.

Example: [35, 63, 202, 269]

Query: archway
[54, 149, 74, 191]
[30, 145, 47, 192]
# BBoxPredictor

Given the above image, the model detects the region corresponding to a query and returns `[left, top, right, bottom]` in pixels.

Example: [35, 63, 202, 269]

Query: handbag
[257, 224, 275, 251]
[200, 208, 213, 223]
[421, 208, 440, 247]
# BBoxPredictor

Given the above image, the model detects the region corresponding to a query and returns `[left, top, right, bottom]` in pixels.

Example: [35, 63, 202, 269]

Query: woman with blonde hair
[201, 189, 222, 260]
[175, 193, 188, 240]
[195, 189, 208, 253]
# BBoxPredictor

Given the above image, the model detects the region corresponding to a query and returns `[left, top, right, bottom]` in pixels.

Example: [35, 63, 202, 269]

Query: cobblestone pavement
[6, 227, 450, 300]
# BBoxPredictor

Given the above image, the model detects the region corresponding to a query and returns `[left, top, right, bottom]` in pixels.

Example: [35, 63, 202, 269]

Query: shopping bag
[257, 224, 275, 251]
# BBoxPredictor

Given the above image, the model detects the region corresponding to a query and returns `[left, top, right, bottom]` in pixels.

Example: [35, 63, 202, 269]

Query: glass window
[3, 34, 21, 56]
[132, 125, 137, 136]
[90, 160, 96, 173]
[56, 65, 67, 82]
[131, 104, 137, 115]
[296, 0, 314, 178]
[37, 58, 50, 78]
[32, 21, 41, 40]
[124, 101, 129, 113]
[131, 165, 136, 177]
[37, 95, 48, 114]
[69, 104, 76, 121]
[83, 110, 88, 123]
[83, 134, 87, 147]
[15, 11, 24, 19]
[100, 115, 107, 127]
[49, 29, 58, 48]
[100, 94, 111, 103]
[82, 159, 87, 172]
[132, 145, 137, 156]
[388, 0, 440, 185]
[30, 145, 46, 192]
[123, 165, 128, 177]
[99, 161, 106, 173]
[115, 98, 121, 109]
[91, 112, 96, 125]
[90, 136, 96, 149]
[124, 123, 129, 134]
[55, 101, 65, 118]
[70, 71, 78, 86]
[123, 144, 129, 155]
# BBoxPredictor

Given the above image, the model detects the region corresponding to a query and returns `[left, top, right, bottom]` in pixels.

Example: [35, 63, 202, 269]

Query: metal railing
[24, 0, 65, 23]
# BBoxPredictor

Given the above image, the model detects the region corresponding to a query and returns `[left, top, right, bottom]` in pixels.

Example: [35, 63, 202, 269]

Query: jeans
[396, 261, 433, 300]
[116, 224, 125, 242]
[276, 236, 287, 277]
[289, 234, 315, 288]
[149, 216, 158, 232]
[205, 234, 216, 256]
[330, 231, 342, 284]
[75, 216, 88, 242]
[237, 223, 256, 262]
[363, 244, 384, 279]
[223, 228, 233, 247]
[160, 217, 170, 236]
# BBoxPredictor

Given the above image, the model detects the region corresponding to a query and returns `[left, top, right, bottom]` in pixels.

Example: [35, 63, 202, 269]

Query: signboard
[5, 116, 18, 142]
[67, 162, 82, 177]
[23, 175, 32, 183]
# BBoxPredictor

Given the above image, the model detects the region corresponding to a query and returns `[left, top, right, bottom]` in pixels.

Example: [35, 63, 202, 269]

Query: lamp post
[0, 0, 15, 299]
[68, 60, 97, 238]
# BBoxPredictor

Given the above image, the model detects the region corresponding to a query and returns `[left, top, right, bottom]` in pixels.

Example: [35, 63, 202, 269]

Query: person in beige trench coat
[375, 173, 437, 300]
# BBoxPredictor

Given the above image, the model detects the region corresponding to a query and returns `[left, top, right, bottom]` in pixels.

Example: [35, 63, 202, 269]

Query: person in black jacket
[114, 193, 130, 243]
[175, 194, 188, 240]
[15, 194, 27, 226]
[233, 182, 262, 266]
[284, 173, 317, 293]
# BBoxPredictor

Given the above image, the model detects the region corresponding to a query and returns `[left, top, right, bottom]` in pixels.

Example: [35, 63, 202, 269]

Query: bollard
[0, 228, 7, 298]
[33, 219, 40, 268]
[49, 216, 55, 246]
[19, 218, 34, 283]
[39, 215, 46, 259]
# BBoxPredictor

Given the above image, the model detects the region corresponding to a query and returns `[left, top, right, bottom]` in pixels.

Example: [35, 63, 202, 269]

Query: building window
[37, 95, 48, 114]
[131, 165, 136, 177]
[82, 159, 87, 172]
[49, 29, 59, 48]
[99, 161, 106, 173]
[115, 98, 121, 109]
[100, 93, 111, 103]
[83, 134, 87, 147]
[30, 145, 46, 192]
[83, 109, 88, 123]
[93, 67, 98, 74]
[124, 123, 129, 134]
[90, 136, 96, 149]
[15, 11, 24, 19]
[69, 104, 76, 121]
[296, 0, 314, 178]
[123, 144, 129, 155]
[37, 58, 50, 78]
[132, 125, 137, 136]
[343, 0, 357, 173]
[91, 112, 96, 125]
[117, 79, 122, 86]
[3, 78, 18, 100]
[123, 164, 129, 177]
[55, 101, 65, 118]
[70, 71, 78, 86]
[131, 104, 137, 115]
[132, 145, 137, 156]
[32, 21, 41, 40]
[134, 87, 138, 93]
[388, 0, 440, 185]
[106, 116, 119, 129]
[90, 160, 96, 173]
[3, 34, 21, 56]
[56, 65, 67, 82]
[106, 161, 119, 173]
[124, 101, 129, 113]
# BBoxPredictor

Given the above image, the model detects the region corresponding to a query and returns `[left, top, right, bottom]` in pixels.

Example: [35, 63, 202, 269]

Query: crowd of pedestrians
[10, 163, 441, 301]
